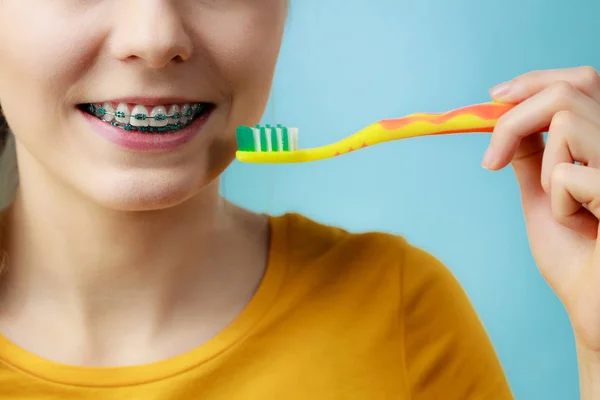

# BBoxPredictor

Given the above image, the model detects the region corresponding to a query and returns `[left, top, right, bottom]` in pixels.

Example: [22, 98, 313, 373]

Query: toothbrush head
[236, 124, 299, 153]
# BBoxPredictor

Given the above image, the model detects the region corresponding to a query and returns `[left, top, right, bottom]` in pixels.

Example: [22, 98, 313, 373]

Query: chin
[80, 169, 216, 212]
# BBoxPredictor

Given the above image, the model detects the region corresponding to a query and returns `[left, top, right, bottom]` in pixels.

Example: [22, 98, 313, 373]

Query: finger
[550, 163, 600, 240]
[491, 66, 600, 104]
[483, 81, 600, 170]
[541, 110, 600, 192]
[510, 135, 546, 203]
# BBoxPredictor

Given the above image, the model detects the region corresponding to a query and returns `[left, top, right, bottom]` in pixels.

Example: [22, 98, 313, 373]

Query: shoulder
[269, 213, 469, 315]
[271, 213, 512, 398]
[271, 212, 451, 287]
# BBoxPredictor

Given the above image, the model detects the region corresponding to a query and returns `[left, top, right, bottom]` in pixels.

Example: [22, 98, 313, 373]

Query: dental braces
[87, 103, 205, 121]
[87, 103, 207, 133]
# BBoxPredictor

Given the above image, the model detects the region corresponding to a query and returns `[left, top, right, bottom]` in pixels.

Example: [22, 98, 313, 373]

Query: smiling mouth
[79, 102, 215, 133]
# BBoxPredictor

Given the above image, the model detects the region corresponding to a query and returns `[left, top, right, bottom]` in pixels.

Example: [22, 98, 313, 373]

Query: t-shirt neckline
[0, 214, 289, 388]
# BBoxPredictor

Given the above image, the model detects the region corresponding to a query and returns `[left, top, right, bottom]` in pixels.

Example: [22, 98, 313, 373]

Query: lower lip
[79, 107, 213, 151]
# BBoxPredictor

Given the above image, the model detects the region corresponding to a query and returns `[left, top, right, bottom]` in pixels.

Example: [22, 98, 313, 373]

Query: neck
[0, 165, 269, 350]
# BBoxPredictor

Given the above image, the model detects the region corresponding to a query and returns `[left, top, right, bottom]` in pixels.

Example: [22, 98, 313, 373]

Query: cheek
[197, 6, 286, 120]
[0, 4, 102, 128]
[213, 22, 284, 83]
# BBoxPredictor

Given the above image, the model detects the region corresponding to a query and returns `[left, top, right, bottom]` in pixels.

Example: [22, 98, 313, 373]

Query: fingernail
[481, 146, 495, 169]
[490, 81, 512, 99]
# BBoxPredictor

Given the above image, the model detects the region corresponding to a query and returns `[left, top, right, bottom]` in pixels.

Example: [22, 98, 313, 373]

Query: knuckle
[547, 81, 579, 109]
[577, 66, 600, 89]
[550, 162, 571, 187]
[549, 164, 573, 223]
[549, 110, 577, 133]
[550, 80, 577, 100]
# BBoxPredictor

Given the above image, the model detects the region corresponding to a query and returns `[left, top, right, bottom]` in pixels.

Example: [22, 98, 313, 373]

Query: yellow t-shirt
[0, 213, 513, 399]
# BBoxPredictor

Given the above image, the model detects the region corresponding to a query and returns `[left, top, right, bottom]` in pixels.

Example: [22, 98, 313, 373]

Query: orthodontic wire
[87, 103, 203, 121]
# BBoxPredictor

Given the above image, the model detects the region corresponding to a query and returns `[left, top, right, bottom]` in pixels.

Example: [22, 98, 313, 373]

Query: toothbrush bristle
[235, 126, 256, 151]
[236, 124, 298, 153]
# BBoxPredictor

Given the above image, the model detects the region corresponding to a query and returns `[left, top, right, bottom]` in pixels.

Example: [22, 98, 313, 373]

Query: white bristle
[288, 128, 298, 151]
[276, 127, 283, 152]
[265, 127, 273, 151]
[252, 128, 261, 152]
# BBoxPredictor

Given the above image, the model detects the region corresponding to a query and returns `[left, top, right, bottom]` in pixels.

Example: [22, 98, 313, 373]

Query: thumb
[505, 133, 547, 207]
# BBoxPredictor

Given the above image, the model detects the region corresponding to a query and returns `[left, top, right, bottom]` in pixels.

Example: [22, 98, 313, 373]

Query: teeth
[167, 105, 180, 125]
[180, 104, 190, 124]
[87, 101, 209, 133]
[115, 103, 129, 124]
[101, 102, 115, 122]
[130, 105, 149, 127]
[150, 106, 168, 127]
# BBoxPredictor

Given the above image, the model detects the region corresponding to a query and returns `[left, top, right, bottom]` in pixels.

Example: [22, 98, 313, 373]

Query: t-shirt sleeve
[400, 243, 514, 399]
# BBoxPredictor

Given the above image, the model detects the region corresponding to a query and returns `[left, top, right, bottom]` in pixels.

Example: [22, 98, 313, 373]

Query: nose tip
[143, 44, 191, 69]
[110, 3, 193, 69]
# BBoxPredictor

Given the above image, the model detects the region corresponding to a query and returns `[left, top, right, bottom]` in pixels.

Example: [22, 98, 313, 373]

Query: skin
[0, 0, 286, 366]
[0, 0, 600, 397]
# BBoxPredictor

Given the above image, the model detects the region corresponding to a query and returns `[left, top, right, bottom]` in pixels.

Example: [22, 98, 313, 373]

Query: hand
[483, 66, 600, 354]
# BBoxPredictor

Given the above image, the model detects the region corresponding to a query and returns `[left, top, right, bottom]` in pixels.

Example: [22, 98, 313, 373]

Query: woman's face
[0, 0, 287, 210]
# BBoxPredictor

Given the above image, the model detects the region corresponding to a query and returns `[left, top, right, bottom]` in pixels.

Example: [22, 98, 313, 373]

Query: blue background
[222, 1, 600, 398]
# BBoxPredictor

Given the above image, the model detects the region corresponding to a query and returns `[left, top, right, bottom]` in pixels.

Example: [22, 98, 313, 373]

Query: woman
[0, 1, 598, 398]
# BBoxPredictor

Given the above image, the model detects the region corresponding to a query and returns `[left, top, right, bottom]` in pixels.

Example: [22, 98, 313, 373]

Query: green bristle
[270, 128, 279, 152]
[259, 126, 269, 152]
[236, 126, 256, 152]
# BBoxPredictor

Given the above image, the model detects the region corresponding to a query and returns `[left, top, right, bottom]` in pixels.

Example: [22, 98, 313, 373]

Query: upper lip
[82, 97, 211, 106]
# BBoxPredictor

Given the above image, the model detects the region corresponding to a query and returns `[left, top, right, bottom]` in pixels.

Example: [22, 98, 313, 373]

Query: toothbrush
[235, 101, 515, 164]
